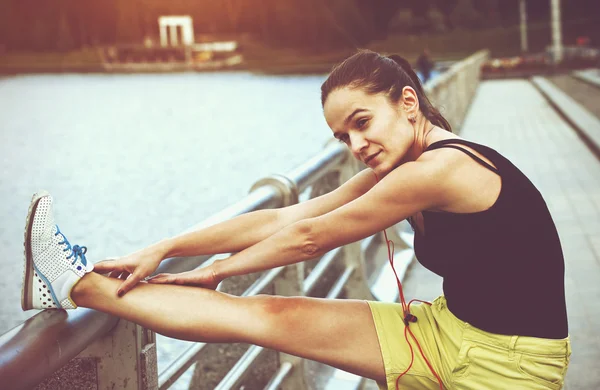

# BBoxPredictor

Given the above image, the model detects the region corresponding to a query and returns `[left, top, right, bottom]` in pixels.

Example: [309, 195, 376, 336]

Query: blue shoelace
[55, 225, 88, 267]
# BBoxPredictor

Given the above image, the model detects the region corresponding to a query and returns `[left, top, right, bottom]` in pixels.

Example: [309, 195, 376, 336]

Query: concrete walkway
[401, 79, 600, 390]
[338, 78, 600, 390]
[573, 68, 600, 89]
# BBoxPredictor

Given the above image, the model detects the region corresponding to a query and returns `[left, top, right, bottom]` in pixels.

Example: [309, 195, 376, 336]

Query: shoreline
[0, 43, 464, 76]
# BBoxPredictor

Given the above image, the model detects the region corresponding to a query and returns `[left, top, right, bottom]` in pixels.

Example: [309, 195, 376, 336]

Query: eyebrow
[333, 108, 367, 139]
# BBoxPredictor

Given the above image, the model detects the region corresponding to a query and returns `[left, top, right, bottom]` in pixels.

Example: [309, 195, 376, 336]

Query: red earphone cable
[382, 229, 443, 390]
[372, 171, 443, 389]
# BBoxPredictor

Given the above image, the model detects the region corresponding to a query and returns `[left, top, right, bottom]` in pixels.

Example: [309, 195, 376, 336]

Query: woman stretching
[22, 50, 570, 390]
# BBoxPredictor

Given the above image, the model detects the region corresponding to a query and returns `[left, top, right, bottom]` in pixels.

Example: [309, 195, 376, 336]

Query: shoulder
[372, 155, 456, 211]
[415, 140, 503, 212]
[419, 138, 497, 174]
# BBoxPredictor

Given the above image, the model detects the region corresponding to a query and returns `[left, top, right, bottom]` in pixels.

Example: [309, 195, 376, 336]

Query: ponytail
[386, 55, 425, 94]
[321, 49, 452, 132]
[386, 54, 452, 132]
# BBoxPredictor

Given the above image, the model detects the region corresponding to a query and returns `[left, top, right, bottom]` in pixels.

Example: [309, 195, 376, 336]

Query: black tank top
[413, 139, 568, 339]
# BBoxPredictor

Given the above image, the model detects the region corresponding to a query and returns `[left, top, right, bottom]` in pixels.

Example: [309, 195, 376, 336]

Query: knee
[251, 295, 304, 331]
[253, 294, 299, 316]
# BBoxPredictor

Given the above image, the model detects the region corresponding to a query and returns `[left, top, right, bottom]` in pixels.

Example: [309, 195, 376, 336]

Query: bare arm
[214, 160, 452, 279]
[96, 169, 377, 295]
[159, 169, 377, 260]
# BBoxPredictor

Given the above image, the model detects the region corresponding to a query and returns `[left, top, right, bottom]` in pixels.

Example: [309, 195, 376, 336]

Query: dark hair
[321, 49, 451, 132]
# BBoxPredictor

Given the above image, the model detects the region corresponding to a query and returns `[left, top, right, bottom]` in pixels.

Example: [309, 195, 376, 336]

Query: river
[0, 71, 335, 334]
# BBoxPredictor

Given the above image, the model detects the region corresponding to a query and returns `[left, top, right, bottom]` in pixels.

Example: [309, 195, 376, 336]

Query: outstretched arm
[210, 160, 451, 280]
[95, 169, 377, 295]
[160, 168, 377, 258]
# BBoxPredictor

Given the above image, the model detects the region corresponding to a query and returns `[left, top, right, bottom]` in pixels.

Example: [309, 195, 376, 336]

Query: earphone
[374, 171, 444, 389]
[382, 228, 443, 390]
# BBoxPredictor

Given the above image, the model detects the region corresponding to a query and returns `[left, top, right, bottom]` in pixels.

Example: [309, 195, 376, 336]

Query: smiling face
[324, 86, 417, 176]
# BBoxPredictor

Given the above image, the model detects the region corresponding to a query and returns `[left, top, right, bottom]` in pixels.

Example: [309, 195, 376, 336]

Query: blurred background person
[416, 48, 434, 84]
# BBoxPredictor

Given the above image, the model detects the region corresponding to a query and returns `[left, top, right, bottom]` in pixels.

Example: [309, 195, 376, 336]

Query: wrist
[212, 258, 227, 282]
[152, 238, 174, 261]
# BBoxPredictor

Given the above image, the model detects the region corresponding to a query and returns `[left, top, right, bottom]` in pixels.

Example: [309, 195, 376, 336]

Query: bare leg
[72, 272, 386, 382]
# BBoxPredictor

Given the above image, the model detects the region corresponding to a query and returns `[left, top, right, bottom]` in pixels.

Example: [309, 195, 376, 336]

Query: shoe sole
[21, 190, 50, 311]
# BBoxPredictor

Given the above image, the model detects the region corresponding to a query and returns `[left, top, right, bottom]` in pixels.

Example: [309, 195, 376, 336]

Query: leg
[72, 272, 386, 382]
[23, 192, 384, 381]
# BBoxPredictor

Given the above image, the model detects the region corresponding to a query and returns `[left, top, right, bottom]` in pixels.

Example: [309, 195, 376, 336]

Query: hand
[147, 264, 222, 290]
[94, 243, 166, 297]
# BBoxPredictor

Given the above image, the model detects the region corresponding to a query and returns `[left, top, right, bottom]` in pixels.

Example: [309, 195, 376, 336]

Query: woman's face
[323, 86, 416, 176]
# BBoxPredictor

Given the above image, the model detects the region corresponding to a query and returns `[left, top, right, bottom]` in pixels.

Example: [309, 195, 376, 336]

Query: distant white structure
[519, 0, 528, 53]
[551, 0, 563, 63]
[158, 16, 194, 47]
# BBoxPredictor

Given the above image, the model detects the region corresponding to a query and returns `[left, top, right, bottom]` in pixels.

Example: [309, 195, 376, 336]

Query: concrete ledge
[572, 69, 600, 89]
[531, 76, 600, 157]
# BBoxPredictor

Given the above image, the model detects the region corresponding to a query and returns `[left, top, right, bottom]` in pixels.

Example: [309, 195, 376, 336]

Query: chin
[370, 156, 402, 177]
[372, 164, 391, 178]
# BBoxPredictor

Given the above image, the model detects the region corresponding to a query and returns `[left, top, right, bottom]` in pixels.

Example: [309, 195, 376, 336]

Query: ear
[400, 86, 419, 116]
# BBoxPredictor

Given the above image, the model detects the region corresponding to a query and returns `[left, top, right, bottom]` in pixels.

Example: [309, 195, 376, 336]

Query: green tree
[450, 0, 484, 30]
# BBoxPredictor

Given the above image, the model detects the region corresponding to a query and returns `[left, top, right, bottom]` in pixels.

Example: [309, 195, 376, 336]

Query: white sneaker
[22, 191, 94, 310]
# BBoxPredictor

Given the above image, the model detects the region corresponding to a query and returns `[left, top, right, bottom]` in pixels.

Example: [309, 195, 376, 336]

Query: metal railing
[0, 49, 489, 390]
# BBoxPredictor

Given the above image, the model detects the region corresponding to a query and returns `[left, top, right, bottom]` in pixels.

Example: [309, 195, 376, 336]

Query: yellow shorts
[367, 296, 571, 390]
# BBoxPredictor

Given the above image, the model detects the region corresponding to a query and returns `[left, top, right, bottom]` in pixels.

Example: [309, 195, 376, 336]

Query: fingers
[147, 271, 217, 289]
[147, 273, 179, 285]
[117, 273, 142, 297]
[147, 273, 198, 285]
[94, 258, 125, 274]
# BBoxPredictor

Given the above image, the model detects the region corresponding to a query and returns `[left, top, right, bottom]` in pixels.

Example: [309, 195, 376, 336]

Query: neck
[407, 117, 436, 161]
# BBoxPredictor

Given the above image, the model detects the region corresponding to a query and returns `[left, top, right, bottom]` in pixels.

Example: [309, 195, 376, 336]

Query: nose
[349, 132, 368, 156]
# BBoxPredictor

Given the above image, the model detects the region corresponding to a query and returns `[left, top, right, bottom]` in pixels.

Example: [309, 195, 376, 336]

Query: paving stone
[456, 79, 600, 390]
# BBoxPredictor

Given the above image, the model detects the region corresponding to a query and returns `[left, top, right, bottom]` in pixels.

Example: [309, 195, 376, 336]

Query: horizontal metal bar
[155, 186, 280, 275]
[214, 345, 266, 390]
[158, 342, 208, 390]
[264, 361, 293, 390]
[360, 233, 380, 253]
[187, 186, 283, 233]
[326, 266, 355, 299]
[242, 267, 285, 297]
[0, 142, 347, 390]
[158, 266, 283, 387]
[287, 142, 347, 193]
[426, 50, 488, 92]
[0, 146, 344, 389]
[303, 247, 342, 295]
[0, 187, 281, 390]
[158, 266, 282, 387]
[0, 308, 119, 390]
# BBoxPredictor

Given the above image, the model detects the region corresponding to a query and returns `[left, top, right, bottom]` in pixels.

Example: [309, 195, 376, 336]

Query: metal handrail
[214, 345, 266, 390]
[0, 50, 489, 390]
[0, 144, 346, 390]
[303, 247, 343, 296]
[0, 182, 284, 390]
[264, 361, 293, 390]
[326, 266, 355, 299]
[158, 342, 208, 390]
[426, 50, 487, 91]
[287, 142, 347, 192]
[156, 147, 350, 388]
[158, 266, 284, 389]
[0, 308, 118, 390]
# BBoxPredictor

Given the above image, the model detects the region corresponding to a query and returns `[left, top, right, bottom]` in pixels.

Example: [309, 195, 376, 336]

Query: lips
[364, 151, 381, 165]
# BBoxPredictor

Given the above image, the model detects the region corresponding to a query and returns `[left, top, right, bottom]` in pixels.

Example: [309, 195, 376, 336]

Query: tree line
[0, 0, 596, 52]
